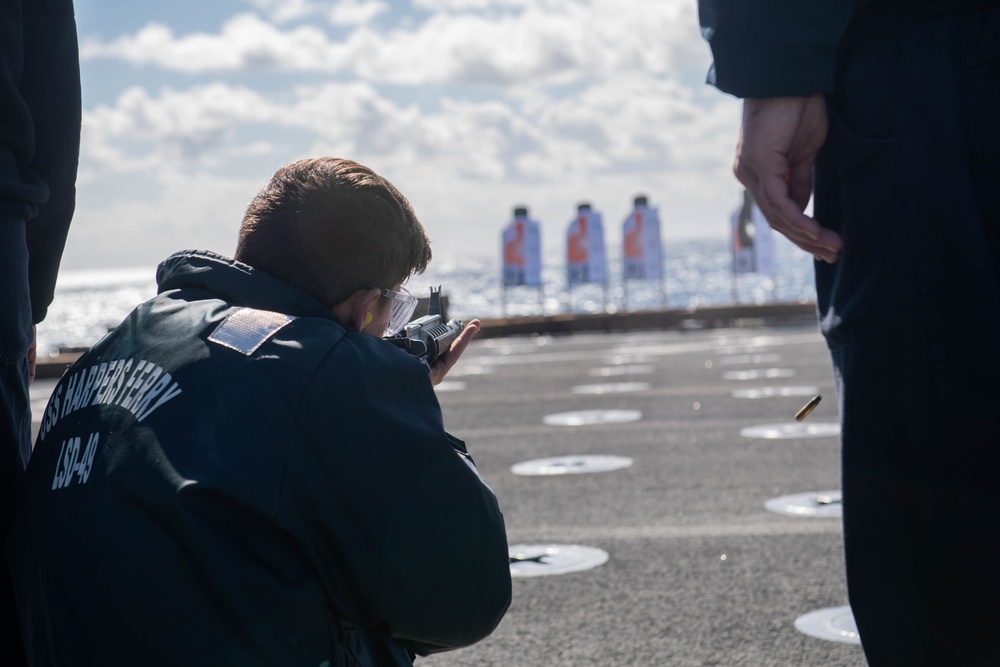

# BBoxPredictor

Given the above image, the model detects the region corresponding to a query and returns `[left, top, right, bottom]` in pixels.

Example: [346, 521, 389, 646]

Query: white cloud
[411, 0, 529, 10]
[532, 74, 738, 174]
[70, 0, 743, 269]
[83, 83, 279, 167]
[77, 66, 740, 263]
[248, 0, 326, 24]
[81, 1, 710, 86]
[81, 73, 737, 183]
[80, 14, 349, 72]
[328, 0, 390, 27]
[64, 167, 261, 270]
[248, 0, 389, 26]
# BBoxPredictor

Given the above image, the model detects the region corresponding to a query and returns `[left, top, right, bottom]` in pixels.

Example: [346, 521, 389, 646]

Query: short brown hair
[235, 157, 431, 308]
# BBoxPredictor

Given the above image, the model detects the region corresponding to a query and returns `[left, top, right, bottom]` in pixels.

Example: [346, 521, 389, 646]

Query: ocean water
[34, 238, 818, 358]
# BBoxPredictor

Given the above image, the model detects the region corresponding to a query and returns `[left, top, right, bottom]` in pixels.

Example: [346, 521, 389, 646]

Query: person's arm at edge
[21, 0, 81, 326]
[737, 95, 841, 263]
[699, 0, 855, 262]
[699, 0, 855, 98]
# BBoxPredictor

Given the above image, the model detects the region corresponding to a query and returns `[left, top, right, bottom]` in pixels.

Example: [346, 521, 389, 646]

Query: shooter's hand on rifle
[429, 319, 481, 386]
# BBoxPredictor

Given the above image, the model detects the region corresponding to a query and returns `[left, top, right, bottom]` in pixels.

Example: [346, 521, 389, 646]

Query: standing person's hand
[429, 319, 481, 386]
[735, 95, 842, 263]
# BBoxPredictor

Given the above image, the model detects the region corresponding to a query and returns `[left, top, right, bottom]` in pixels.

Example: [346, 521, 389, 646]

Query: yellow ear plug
[363, 312, 373, 326]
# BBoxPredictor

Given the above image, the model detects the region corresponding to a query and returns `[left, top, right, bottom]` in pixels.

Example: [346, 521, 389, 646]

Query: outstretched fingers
[429, 320, 481, 386]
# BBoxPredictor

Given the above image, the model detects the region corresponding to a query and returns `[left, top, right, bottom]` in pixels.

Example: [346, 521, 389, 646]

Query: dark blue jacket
[699, 0, 998, 98]
[0, 0, 81, 324]
[8, 251, 512, 666]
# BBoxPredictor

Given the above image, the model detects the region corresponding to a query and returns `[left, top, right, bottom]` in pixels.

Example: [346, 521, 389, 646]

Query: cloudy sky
[66, 0, 743, 271]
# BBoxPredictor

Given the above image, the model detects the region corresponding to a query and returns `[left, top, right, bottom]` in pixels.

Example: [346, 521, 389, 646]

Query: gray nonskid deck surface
[426, 324, 864, 667]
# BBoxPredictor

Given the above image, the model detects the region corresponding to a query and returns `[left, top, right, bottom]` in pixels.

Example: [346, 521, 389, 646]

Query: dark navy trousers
[1, 216, 31, 667]
[814, 10, 1000, 666]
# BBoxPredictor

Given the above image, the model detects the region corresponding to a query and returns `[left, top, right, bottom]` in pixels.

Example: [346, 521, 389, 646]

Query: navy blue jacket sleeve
[0, 0, 47, 218]
[699, 0, 855, 98]
[1, 0, 81, 324]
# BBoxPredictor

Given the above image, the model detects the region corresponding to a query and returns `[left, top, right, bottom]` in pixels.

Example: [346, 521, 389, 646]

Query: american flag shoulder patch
[208, 308, 297, 356]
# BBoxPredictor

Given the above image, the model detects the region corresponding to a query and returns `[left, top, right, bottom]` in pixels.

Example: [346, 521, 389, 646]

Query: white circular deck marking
[588, 364, 656, 377]
[740, 422, 840, 439]
[731, 386, 819, 399]
[764, 490, 842, 517]
[723, 368, 797, 381]
[795, 606, 860, 644]
[434, 381, 466, 392]
[508, 544, 609, 577]
[543, 409, 642, 426]
[572, 382, 650, 395]
[512, 455, 634, 476]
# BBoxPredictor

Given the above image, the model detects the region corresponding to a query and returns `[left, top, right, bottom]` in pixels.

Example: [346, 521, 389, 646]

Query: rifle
[384, 286, 464, 370]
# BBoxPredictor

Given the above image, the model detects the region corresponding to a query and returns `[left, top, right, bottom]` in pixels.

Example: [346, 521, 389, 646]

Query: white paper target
[765, 490, 842, 517]
[512, 455, 633, 476]
[740, 422, 841, 439]
[508, 544, 609, 577]
[543, 410, 642, 426]
[795, 606, 860, 644]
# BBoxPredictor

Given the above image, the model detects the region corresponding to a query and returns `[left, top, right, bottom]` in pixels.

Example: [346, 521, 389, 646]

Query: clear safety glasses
[380, 286, 419, 336]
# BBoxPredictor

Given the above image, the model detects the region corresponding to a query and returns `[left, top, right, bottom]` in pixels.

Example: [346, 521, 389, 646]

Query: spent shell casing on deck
[794, 395, 822, 422]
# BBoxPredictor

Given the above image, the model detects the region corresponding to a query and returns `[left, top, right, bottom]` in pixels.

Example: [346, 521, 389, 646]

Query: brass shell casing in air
[795, 395, 822, 422]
